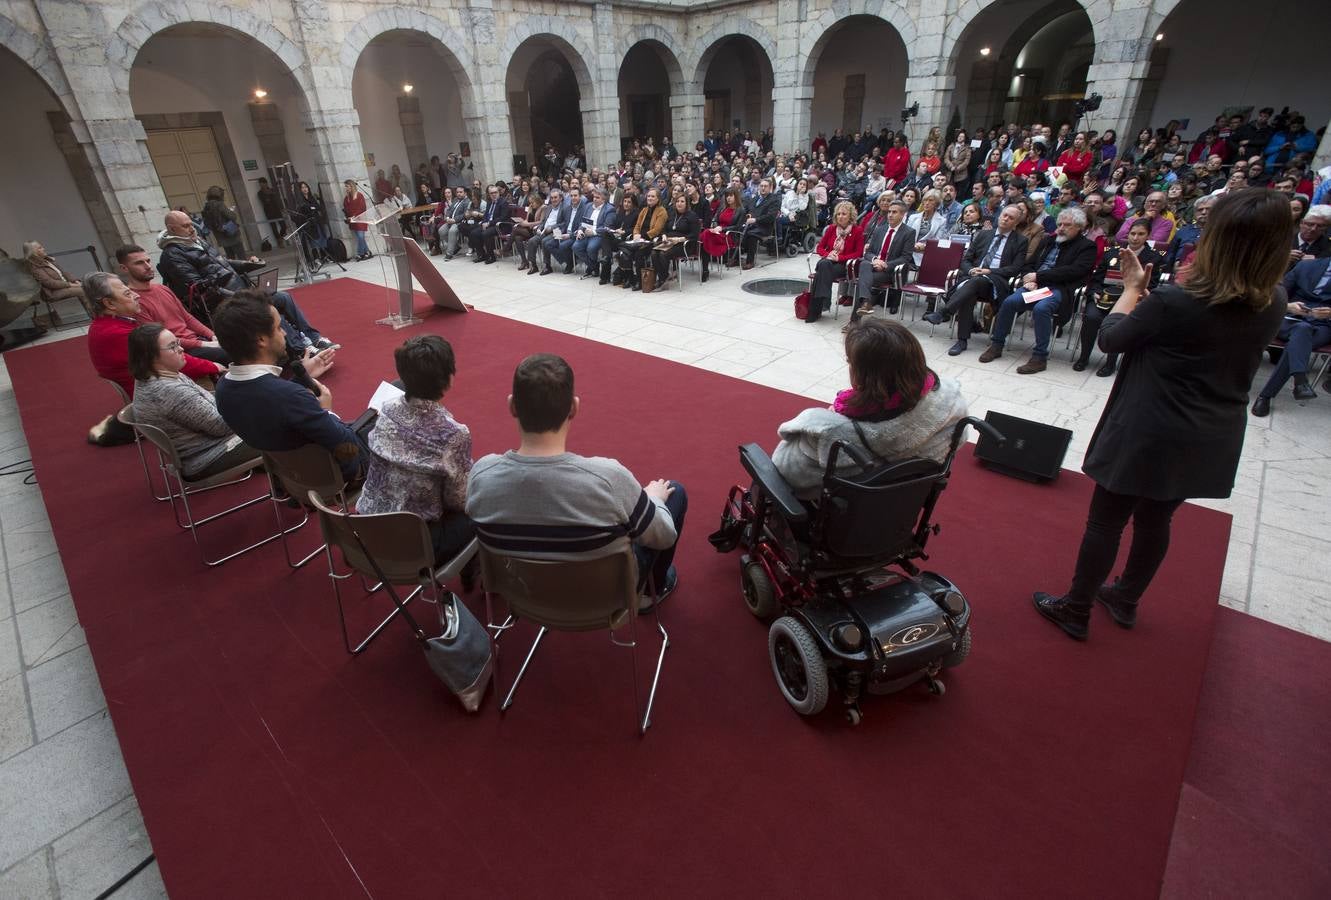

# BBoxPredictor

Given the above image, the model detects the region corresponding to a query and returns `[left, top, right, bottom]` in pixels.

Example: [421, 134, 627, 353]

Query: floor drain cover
[741, 278, 809, 296]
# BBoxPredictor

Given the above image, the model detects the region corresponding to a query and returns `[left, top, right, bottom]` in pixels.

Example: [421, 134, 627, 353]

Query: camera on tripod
[1074, 93, 1103, 118]
[900, 101, 920, 126]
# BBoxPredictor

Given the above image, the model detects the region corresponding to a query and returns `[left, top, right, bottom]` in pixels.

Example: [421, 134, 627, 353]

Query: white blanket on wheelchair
[771, 376, 968, 498]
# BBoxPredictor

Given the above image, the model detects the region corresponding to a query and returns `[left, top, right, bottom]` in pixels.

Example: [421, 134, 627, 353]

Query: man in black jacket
[157, 211, 331, 353]
[851, 199, 915, 322]
[979, 207, 1097, 374]
[740, 178, 781, 268]
[467, 183, 510, 263]
[922, 204, 1029, 356]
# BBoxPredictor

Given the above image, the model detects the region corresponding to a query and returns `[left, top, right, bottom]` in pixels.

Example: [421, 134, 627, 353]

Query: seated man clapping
[357, 336, 475, 564]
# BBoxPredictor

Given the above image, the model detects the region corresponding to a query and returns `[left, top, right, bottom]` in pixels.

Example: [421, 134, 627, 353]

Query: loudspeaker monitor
[974, 411, 1072, 482]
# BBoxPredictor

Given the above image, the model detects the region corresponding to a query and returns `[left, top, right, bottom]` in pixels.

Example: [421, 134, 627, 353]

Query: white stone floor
[1, 250, 1326, 897]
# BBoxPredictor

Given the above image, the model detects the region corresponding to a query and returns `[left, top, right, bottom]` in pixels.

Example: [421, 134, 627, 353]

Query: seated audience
[923, 204, 1029, 356]
[806, 201, 864, 324]
[357, 336, 475, 564]
[651, 193, 701, 289]
[211, 291, 367, 482]
[739, 179, 782, 269]
[156, 211, 332, 354]
[1074, 219, 1164, 377]
[573, 186, 620, 283]
[979, 207, 1097, 374]
[850, 199, 915, 326]
[128, 323, 259, 478]
[771, 318, 968, 498]
[1251, 255, 1331, 415]
[117, 245, 228, 364]
[619, 188, 666, 290]
[1290, 204, 1331, 267]
[701, 188, 744, 269]
[1115, 191, 1176, 244]
[466, 354, 685, 607]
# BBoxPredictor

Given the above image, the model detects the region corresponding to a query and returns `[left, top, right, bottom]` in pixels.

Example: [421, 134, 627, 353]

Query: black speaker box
[974, 411, 1072, 482]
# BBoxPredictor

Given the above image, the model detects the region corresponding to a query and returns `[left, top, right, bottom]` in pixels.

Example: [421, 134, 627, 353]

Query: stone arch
[340, 7, 476, 101]
[941, 0, 1103, 77]
[106, 1, 311, 97]
[617, 25, 686, 95]
[500, 18, 599, 101]
[0, 13, 75, 110]
[688, 17, 778, 88]
[797, 0, 918, 87]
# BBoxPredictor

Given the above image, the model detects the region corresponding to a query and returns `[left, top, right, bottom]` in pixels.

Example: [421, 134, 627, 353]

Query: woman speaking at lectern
[1031, 189, 1289, 640]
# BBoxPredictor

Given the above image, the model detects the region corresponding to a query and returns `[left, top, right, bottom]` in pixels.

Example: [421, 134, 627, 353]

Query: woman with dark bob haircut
[1033, 188, 1289, 640]
[127, 322, 258, 478]
[356, 335, 475, 564]
[771, 317, 969, 498]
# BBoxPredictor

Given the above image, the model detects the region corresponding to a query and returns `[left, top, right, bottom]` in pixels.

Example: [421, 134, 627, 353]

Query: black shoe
[922, 311, 947, 326]
[484, 256, 496, 264]
[1095, 583, 1138, 629]
[527, 266, 539, 276]
[471, 255, 483, 263]
[1032, 592, 1090, 641]
[701, 267, 709, 283]
[313, 338, 334, 351]
[1072, 358, 1088, 372]
[1293, 381, 1317, 401]
[1251, 395, 1271, 417]
[1095, 360, 1117, 378]
[947, 340, 967, 356]
[887, 306, 900, 315]
[564, 264, 574, 275]
[540, 266, 553, 276]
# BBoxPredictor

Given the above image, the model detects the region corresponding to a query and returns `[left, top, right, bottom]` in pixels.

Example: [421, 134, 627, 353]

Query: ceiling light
[979, 47, 991, 56]
[1154, 32, 1164, 41]
[253, 88, 268, 99]
[403, 83, 414, 93]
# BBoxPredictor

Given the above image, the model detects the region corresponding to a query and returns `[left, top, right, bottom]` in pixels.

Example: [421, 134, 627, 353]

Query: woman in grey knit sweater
[128, 323, 258, 478]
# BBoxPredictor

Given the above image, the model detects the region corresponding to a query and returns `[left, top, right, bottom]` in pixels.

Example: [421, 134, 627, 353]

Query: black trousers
[1066, 483, 1184, 607]
[853, 260, 904, 308]
[1077, 302, 1119, 367]
[652, 243, 688, 279]
[939, 277, 998, 341]
[808, 258, 847, 321]
[633, 482, 688, 593]
[429, 512, 475, 566]
[741, 226, 772, 262]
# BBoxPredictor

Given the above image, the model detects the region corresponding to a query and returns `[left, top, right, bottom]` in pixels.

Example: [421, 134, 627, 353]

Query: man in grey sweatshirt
[466, 354, 686, 605]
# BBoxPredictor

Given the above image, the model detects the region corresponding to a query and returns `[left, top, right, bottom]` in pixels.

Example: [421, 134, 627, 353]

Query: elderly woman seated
[23, 240, 91, 323]
[356, 335, 474, 565]
[128, 323, 260, 478]
[772, 318, 969, 498]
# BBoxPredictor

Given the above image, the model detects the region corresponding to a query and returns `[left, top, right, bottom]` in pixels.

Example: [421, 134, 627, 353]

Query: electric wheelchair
[709, 416, 1004, 724]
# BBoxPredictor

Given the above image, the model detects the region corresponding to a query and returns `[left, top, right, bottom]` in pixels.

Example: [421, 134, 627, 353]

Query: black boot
[701, 258, 710, 283]
[1095, 582, 1139, 629]
[1032, 592, 1090, 641]
[599, 260, 612, 285]
[612, 266, 626, 286]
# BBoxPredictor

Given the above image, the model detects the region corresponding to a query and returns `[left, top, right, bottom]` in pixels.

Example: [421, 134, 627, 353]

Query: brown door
[145, 127, 227, 214]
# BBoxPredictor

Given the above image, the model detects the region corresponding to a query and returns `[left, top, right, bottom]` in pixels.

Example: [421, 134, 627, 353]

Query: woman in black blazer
[652, 193, 701, 285]
[1033, 189, 1289, 640]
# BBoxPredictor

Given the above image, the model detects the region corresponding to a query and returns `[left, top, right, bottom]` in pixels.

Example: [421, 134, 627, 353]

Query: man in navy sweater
[213, 291, 368, 480]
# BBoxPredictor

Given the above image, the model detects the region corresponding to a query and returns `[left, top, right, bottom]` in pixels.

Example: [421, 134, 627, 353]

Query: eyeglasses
[164, 341, 183, 352]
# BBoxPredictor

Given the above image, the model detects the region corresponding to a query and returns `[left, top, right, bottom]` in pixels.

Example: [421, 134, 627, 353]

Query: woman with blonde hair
[23, 240, 90, 323]
[1032, 189, 1289, 640]
[805, 200, 864, 323]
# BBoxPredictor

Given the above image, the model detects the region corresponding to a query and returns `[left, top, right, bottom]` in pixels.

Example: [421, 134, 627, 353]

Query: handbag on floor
[794, 290, 811, 320]
[640, 268, 656, 293]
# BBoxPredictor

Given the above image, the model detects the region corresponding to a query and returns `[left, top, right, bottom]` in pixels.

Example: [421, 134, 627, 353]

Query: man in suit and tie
[979, 207, 1097, 374]
[573, 186, 620, 283]
[529, 188, 569, 276]
[850, 199, 915, 324]
[1252, 255, 1331, 415]
[740, 178, 782, 269]
[1290, 205, 1331, 269]
[467, 183, 510, 264]
[551, 186, 592, 274]
[923, 204, 1029, 356]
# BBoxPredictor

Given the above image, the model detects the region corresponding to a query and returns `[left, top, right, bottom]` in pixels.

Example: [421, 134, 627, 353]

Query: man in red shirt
[116, 245, 229, 364]
[85, 271, 223, 398]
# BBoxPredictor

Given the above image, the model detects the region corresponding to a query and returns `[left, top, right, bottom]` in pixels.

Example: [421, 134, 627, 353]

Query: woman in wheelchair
[771, 318, 969, 499]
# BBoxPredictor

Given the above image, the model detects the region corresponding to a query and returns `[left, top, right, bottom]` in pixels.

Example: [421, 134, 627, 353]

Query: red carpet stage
[9, 279, 1329, 898]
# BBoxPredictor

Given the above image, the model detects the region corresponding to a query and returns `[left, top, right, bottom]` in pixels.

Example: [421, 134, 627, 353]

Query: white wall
[1147, 0, 1329, 138]
[0, 50, 100, 264]
[351, 41, 467, 177]
[129, 32, 318, 228]
[809, 24, 908, 138]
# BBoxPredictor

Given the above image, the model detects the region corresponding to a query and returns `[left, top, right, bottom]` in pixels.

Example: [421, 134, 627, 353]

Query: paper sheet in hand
[1023, 287, 1054, 304]
[368, 380, 405, 412]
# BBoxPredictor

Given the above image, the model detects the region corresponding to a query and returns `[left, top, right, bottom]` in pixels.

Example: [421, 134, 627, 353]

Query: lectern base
[375, 313, 422, 330]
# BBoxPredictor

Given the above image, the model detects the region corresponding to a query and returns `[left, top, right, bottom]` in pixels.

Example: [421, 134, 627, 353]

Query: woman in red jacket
[805, 201, 864, 323]
[882, 133, 911, 188]
[1014, 142, 1049, 183]
[1056, 132, 1094, 182]
[342, 180, 373, 261]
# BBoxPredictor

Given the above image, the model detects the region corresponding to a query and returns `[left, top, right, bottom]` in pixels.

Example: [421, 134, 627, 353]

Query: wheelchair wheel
[802, 232, 819, 254]
[742, 561, 777, 619]
[942, 628, 972, 668]
[785, 238, 801, 258]
[769, 616, 829, 715]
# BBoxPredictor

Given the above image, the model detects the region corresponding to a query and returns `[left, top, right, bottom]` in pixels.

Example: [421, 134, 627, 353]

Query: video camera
[1074, 93, 1103, 118]
[900, 101, 920, 126]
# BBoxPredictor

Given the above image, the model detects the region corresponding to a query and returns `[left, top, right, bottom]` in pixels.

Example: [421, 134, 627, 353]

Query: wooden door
[144, 127, 227, 214]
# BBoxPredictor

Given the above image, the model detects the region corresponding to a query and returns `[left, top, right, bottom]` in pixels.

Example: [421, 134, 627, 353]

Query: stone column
[463, 0, 513, 181]
[46, 112, 139, 260]
[583, 3, 622, 168]
[772, 84, 814, 154]
[902, 5, 952, 149]
[1082, 5, 1155, 141]
[33, 0, 170, 249]
[301, 105, 368, 237]
[670, 93, 705, 148]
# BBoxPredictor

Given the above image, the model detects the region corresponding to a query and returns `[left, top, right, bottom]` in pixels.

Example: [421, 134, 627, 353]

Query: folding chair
[103, 379, 169, 502]
[308, 491, 478, 656]
[262, 444, 354, 570]
[896, 239, 966, 322]
[124, 416, 299, 566]
[805, 254, 854, 321]
[675, 239, 703, 290]
[479, 545, 669, 735]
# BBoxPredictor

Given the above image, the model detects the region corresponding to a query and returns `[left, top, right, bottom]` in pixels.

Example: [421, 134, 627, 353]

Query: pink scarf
[834, 372, 938, 419]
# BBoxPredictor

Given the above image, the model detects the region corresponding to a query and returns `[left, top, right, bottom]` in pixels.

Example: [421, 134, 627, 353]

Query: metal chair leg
[328, 545, 423, 655]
